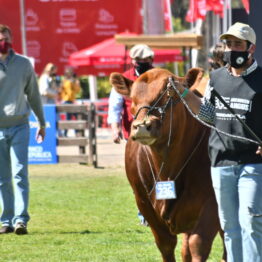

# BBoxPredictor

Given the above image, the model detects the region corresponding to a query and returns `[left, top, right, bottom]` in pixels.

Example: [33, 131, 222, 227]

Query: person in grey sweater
[0, 24, 45, 235]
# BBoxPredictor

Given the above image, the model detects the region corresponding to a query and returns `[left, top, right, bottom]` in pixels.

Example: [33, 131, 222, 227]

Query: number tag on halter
[156, 181, 176, 200]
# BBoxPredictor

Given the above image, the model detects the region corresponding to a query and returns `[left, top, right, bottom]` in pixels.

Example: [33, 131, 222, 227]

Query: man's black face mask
[223, 51, 249, 69]
[135, 62, 153, 75]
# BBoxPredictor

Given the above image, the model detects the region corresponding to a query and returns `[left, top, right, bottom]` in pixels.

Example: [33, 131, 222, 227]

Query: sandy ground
[57, 128, 126, 168]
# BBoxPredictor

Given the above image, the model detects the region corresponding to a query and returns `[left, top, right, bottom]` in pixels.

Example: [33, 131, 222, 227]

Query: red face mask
[0, 41, 12, 54]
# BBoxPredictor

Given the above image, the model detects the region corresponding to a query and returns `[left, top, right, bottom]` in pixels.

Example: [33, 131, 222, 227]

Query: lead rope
[168, 77, 261, 146]
[142, 95, 206, 197]
[167, 97, 173, 147]
[142, 98, 174, 196]
[143, 147, 164, 196]
[143, 130, 206, 197]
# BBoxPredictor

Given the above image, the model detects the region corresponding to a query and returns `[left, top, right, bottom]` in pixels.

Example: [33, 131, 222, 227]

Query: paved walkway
[96, 138, 126, 168]
[96, 128, 126, 168]
[57, 128, 126, 168]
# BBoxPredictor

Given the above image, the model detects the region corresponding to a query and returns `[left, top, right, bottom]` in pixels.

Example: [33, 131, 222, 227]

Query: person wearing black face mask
[107, 44, 154, 226]
[108, 44, 154, 144]
[134, 60, 153, 75]
[223, 41, 252, 69]
[164, 22, 262, 262]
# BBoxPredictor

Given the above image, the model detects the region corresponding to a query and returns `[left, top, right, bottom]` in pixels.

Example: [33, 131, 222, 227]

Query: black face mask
[223, 51, 249, 69]
[135, 62, 153, 75]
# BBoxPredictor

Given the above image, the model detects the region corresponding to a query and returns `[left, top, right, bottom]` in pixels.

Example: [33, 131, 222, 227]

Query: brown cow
[110, 68, 226, 262]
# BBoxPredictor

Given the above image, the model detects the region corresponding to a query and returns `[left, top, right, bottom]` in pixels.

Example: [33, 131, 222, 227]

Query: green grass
[0, 164, 223, 262]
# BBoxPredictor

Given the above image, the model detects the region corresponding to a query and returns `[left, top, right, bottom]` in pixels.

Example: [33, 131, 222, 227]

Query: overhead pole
[223, 0, 232, 34]
[143, 0, 165, 34]
[19, 0, 27, 56]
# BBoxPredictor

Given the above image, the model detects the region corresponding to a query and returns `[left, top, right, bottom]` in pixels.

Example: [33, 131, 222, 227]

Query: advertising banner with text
[0, 0, 142, 74]
[29, 105, 57, 164]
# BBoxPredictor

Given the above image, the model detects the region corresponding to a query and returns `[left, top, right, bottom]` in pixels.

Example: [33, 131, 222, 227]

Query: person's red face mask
[0, 41, 12, 54]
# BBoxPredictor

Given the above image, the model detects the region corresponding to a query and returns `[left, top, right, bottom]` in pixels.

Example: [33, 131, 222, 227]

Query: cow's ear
[109, 72, 133, 97]
[184, 68, 204, 88]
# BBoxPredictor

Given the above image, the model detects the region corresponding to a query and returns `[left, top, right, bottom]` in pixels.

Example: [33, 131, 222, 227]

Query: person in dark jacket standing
[107, 44, 154, 143]
[168, 22, 262, 262]
[0, 24, 45, 235]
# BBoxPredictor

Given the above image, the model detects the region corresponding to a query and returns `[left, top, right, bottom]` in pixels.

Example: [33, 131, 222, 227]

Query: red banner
[186, 0, 224, 22]
[0, 0, 22, 51]
[0, 0, 142, 75]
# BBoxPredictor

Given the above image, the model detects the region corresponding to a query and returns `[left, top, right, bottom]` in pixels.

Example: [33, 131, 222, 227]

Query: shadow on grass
[60, 228, 146, 235]
[59, 229, 103, 234]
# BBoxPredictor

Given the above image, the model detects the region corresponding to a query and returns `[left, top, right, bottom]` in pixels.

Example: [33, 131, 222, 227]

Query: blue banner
[29, 105, 57, 164]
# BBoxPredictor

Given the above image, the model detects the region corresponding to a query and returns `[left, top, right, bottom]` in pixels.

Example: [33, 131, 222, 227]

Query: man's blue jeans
[211, 164, 262, 262]
[0, 123, 30, 227]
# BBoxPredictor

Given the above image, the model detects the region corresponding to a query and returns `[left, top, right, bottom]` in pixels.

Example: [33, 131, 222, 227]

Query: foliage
[0, 164, 223, 262]
[165, 62, 186, 77]
[171, 0, 190, 30]
[172, 17, 187, 33]
[79, 76, 89, 99]
[79, 76, 111, 99]
[97, 76, 112, 98]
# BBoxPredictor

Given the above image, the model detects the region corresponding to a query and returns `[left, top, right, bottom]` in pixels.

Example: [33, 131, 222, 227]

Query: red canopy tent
[68, 36, 184, 76]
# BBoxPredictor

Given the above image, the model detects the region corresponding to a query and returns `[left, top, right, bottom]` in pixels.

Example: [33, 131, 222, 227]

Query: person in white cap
[107, 44, 154, 226]
[107, 44, 154, 143]
[167, 22, 262, 262]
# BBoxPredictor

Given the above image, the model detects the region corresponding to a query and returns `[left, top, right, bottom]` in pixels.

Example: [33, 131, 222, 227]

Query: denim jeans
[211, 164, 262, 262]
[0, 123, 30, 227]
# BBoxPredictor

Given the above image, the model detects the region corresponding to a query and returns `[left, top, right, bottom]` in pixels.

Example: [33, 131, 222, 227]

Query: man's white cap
[129, 44, 154, 59]
[220, 22, 256, 45]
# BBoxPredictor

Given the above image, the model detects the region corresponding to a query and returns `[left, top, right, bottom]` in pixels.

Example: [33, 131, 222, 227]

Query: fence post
[88, 103, 97, 167]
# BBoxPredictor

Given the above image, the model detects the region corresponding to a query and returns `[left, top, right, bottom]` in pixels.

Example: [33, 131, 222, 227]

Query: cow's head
[109, 67, 204, 146]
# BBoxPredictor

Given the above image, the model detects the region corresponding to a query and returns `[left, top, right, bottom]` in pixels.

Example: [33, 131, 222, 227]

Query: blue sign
[29, 105, 57, 164]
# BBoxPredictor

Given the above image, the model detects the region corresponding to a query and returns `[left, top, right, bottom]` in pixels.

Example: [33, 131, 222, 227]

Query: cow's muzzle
[130, 118, 157, 145]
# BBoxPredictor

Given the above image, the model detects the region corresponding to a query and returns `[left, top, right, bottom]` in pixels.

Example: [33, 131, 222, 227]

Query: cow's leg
[188, 198, 220, 262]
[181, 233, 192, 262]
[136, 197, 177, 262]
[151, 227, 177, 262]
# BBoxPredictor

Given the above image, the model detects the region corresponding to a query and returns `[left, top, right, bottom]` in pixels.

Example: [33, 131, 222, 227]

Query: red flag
[207, 0, 224, 17]
[241, 0, 250, 14]
[164, 0, 173, 33]
[186, 0, 207, 22]
[207, 0, 223, 15]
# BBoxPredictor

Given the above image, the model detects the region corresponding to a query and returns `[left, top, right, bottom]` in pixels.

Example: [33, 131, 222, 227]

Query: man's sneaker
[14, 222, 28, 235]
[0, 226, 14, 234]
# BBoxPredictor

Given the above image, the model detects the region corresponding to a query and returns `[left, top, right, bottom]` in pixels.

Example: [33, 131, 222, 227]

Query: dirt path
[57, 128, 126, 168]
[96, 138, 126, 168]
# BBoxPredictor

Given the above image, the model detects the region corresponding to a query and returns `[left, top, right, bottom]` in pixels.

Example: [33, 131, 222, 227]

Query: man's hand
[111, 122, 122, 144]
[256, 146, 262, 156]
[36, 127, 46, 144]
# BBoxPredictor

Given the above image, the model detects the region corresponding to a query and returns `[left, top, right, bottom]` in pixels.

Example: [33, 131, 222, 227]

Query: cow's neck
[149, 114, 206, 181]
